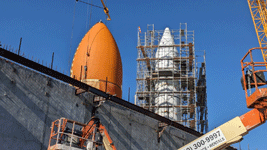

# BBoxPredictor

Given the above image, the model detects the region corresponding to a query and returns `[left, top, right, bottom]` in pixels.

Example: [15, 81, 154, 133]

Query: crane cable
[76, 0, 103, 9]
[85, 0, 93, 76]
[68, 0, 78, 75]
[79, 0, 110, 20]
[86, 0, 93, 57]
[86, 0, 93, 31]
[89, 0, 93, 29]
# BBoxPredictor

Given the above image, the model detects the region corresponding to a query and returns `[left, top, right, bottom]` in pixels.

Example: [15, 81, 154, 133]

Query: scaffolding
[135, 24, 208, 133]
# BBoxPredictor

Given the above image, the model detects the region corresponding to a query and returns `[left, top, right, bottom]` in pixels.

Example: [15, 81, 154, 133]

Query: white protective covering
[155, 27, 178, 71]
[155, 81, 179, 120]
[155, 27, 179, 121]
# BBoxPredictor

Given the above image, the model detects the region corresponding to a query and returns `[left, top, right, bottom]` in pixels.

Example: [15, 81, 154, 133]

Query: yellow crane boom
[248, 0, 267, 61]
[101, 0, 111, 20]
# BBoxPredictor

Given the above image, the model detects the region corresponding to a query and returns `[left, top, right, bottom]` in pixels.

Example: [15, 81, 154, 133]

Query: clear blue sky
[0, 0, 266, 149]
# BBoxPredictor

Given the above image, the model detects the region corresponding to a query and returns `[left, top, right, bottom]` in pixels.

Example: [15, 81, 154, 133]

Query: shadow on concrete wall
[0, 105, 46, 149]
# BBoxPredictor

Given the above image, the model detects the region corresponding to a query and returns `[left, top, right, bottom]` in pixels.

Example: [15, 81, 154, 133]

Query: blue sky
[0, 0, 266, 149]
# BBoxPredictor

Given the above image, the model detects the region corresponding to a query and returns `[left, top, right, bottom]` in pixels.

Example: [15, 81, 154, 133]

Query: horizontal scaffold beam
[136, 77, 196, 80]
[136, 57, 194, 61]
[136, 44, 194, 49]
[136, 91, 193, 94]
[141, 105, 195, 108]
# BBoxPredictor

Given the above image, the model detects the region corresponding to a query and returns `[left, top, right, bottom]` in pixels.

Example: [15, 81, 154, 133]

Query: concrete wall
[97, 100, 199, 149]
[0, 57, 199, 150]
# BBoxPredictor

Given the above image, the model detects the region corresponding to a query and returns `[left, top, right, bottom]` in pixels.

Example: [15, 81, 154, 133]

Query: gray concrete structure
[0, 57, 234, 150]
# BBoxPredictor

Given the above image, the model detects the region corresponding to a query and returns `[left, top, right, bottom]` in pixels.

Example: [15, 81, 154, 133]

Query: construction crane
[179, 47, 267, 150]
[47, 117, 116, 150]
[248, 0, 267, 62]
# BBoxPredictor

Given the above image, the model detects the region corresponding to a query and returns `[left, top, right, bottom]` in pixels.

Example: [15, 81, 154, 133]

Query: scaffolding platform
[135, 24, 208, 133]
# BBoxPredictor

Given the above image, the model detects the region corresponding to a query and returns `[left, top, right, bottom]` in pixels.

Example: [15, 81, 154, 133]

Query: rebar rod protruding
[18, 37, 22, 55]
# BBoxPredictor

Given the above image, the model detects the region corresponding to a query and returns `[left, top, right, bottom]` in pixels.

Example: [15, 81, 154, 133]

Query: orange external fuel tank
[70, 22, 122, 98]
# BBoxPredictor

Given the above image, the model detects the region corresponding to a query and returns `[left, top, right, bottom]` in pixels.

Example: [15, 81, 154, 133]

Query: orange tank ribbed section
[71, 22, 122, 98]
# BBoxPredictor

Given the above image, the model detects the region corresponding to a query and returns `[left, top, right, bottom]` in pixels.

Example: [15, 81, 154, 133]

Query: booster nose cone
[155, 27, 178, 71]
[71, 22, 123, 98]
[159, 27, 174, 46]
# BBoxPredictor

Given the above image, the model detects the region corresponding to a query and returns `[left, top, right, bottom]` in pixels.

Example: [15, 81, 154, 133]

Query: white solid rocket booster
[155, 27, 179, 121]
